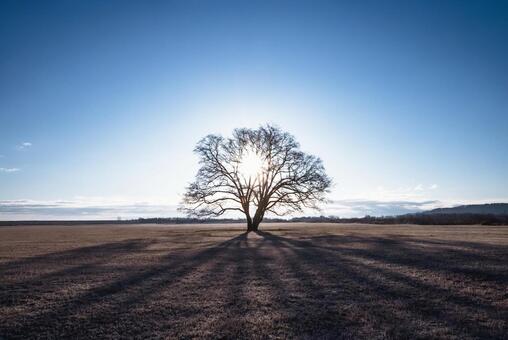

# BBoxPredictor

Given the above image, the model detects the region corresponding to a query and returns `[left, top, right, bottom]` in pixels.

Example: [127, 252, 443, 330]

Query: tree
[180, 125, 332, 231]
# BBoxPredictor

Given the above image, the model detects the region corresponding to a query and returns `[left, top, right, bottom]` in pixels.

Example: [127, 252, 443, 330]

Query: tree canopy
[181, 125, 332, 231]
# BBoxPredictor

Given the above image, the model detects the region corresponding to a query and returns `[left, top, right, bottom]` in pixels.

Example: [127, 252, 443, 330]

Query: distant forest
[2, 213, 508, 226]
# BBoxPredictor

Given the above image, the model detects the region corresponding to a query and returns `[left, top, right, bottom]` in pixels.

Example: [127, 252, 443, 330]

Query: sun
[238, 148, 265, 180]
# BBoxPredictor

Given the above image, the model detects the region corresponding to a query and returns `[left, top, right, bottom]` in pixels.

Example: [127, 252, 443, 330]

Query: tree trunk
[246, 207, 263, 232]
[248, 214, 262, 232]
[246, 214, 255, 232]
[247, 221, 259, 232]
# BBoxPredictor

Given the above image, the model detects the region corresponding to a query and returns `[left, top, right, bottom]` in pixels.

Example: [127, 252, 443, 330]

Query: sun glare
[238, 149, 265, 180]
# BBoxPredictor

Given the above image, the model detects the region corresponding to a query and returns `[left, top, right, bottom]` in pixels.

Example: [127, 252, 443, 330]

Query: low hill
[424, 203, 508, 216]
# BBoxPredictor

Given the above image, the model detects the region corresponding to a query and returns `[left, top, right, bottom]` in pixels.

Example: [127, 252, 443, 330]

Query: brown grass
[1, 223, 507, 339]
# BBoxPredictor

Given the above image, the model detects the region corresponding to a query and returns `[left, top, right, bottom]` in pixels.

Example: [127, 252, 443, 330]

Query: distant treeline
[1, 213, 508, 226]
[0, 218, 241, 226]
[288, 213, 508, 225]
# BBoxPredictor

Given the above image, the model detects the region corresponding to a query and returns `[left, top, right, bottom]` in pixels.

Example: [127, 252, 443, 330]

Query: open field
[1, 223, 507, 339]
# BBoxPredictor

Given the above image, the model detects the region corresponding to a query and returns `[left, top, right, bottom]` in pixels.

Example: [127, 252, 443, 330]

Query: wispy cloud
[16, 142, 32, 150]
[2, 196, 506, 221]
[319, 197, 508, 218]
[429, 184, 438, 190]
[0, 167, 20, 173]
[0, 197, 448, 220]
[322, 199, 444, 217]
[0, 198, 179, 220]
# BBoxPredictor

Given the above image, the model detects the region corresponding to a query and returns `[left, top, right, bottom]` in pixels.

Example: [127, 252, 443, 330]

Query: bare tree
[180, 125, 332, 231]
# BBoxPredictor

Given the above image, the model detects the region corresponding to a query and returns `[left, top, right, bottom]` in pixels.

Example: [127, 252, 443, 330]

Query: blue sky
[1, 0, 507, 219]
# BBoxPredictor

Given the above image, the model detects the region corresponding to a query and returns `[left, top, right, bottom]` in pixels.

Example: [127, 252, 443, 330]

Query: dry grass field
[1, 223, 507, 339]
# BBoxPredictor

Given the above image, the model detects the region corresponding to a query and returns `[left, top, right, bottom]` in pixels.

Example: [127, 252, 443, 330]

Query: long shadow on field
[0, 234, 249, 338]
[1, 231, 507, 339]
[0, 239, 155, 283]
[254, 231, 508, 339]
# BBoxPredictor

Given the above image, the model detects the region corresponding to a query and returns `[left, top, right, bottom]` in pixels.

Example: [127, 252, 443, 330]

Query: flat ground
[0, 223, 507, 339]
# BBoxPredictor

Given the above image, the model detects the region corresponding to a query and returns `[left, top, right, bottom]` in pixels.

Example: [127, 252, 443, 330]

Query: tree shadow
[254, 231, 508, 338]
[1, 230, 507, 339]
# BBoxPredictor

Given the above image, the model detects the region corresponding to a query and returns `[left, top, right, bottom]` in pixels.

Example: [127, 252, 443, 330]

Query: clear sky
[1, 0, 507, 219]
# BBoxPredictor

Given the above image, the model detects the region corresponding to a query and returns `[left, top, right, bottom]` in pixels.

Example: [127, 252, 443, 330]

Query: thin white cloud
[429, 184, 438, 190]
[2, 196, 507, 221]
[0, 167, 20, 173]
[414, 184, 424, 191]
[0, 197, 180, 220]
[321, 199, 443, 218]
[16, 142, 32, 150]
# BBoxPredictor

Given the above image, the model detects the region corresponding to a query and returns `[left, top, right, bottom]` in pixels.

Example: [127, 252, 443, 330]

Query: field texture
[1, 223, 507, 339]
